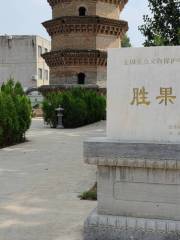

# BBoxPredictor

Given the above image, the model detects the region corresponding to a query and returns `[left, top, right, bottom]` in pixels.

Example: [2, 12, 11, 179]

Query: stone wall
[98, 165, 180, 219]
[84, 138, 180, 240]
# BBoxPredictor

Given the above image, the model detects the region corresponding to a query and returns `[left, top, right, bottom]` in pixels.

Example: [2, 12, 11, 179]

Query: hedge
[0, 80, 32, 148]
[42, 88, 106, 128]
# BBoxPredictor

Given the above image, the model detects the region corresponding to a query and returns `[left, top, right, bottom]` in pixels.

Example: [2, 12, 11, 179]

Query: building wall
[96, 2, 120, 19]
[97, 66, 107, 88]
[52, 34, 120, 51]
[0, 36, 37, 88]
[50, 65, 97, 85]
[52, 33, 96, 50]
[0, 35, 51, 89]
[36, 36, 51, 87]
[52, 0, 96, 18]
[96, 35, 121, 50]
[52, 1, 120, 19]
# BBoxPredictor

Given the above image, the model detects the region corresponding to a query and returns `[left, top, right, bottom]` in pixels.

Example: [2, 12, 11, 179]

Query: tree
[121, 34, 132, 47]
[0, 80, 32, 147]
[139, 0, 180, 46]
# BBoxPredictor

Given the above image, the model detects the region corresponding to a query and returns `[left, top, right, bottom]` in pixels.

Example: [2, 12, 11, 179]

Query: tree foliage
[0, 80, 32, 148]
[42, 88, 106, 128]
[139, 0, 180, 46]
[121, 34, 132, 47]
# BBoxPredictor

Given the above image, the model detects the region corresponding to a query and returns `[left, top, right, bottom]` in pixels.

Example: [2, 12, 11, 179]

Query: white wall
[0, 35, 50, 89]
[36, 36, 51, 87]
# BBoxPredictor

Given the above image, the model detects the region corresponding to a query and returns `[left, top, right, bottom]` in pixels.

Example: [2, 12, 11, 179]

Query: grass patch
[79, 182, 97, 201]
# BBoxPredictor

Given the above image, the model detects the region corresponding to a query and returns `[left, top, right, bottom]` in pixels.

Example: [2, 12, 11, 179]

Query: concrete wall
[0, 35, 50, 89]
[36, 36, 51, 87]
[0, 36, 37, 88]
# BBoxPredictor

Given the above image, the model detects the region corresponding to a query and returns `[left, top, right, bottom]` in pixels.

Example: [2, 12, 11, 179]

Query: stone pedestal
[84, 138, 180, 240]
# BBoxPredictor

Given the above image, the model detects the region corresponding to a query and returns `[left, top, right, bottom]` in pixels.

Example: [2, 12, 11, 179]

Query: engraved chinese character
[156, 88, 176, 105]
[130, 87, 150, 106]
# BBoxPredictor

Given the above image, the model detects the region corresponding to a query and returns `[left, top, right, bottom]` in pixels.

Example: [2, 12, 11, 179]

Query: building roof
[0, 35, 50, 43]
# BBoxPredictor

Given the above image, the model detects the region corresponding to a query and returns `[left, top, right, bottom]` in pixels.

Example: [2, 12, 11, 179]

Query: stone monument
[42, 0, 128, 88]
[84, 46, 180, 240]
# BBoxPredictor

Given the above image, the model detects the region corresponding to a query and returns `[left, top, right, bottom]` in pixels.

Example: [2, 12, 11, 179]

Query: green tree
[121, 34, 132, 47]
[139, 0, 180, 46]
[42, 88, 106, 128]
[0, 80, 32, 147]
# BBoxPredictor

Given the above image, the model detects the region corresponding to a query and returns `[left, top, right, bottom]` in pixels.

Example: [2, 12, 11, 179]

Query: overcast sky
[0, 0, 149, 47]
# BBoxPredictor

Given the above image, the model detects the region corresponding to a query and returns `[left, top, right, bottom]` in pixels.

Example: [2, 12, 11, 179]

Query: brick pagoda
[42, 0, 128, 88]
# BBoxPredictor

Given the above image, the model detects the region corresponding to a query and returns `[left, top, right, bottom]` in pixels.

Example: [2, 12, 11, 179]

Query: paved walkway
[0, 119, 106, 240]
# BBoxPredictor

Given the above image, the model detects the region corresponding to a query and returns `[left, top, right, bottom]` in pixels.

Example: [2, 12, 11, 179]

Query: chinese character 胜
[130, 87, 150, 106]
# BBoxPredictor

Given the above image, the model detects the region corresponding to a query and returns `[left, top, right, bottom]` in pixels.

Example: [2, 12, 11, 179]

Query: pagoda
[42, 0, 128, 88]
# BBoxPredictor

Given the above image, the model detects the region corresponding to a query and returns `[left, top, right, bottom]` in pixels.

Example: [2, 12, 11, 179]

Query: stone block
[84, 138, 180, 239]
[84, 209, 180, 240]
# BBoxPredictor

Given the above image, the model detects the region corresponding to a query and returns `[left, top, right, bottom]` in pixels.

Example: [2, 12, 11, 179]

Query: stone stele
[84, 46, 180, 240]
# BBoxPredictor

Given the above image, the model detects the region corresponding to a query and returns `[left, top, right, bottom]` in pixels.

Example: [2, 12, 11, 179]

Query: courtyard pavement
[0, 119, 106, 240]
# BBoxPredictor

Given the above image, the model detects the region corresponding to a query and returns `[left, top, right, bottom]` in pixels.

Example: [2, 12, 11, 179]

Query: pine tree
[139, 0, 180, 46]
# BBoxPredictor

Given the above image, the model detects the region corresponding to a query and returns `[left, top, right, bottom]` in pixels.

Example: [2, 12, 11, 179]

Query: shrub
[42, 88, 106, 128]
[62, 92, 87, 128]
[79, 182, 97, 201]
[0, 80, 32, 148]
[43, 93, 60, 128]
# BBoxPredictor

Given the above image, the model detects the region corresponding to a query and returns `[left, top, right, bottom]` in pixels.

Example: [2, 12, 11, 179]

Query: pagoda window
[78, 73, 85, 84]
[79, 7, 86, 16]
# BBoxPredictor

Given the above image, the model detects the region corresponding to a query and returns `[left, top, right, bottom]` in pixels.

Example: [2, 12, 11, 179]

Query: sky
[0, 0, 149, 47]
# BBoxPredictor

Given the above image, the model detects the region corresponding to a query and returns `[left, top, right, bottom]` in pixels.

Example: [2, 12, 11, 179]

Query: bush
[0, 80, 32, 148]
[42, 88, 106, 128]
[79, 182, 97, 201]
[42, 93, 62, 128]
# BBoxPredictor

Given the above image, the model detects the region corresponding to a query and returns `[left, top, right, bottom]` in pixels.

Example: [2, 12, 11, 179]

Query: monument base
[84, 138, 180, 240]
[84, 209, 180, 240]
